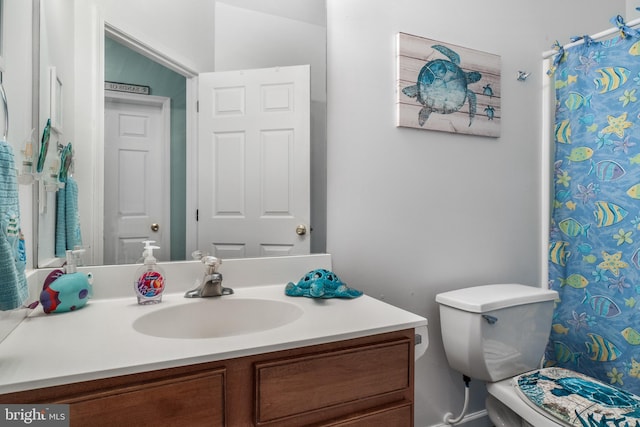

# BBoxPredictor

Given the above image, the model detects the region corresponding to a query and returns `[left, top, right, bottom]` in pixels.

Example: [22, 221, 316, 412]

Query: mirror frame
[31, 0, 40, 268]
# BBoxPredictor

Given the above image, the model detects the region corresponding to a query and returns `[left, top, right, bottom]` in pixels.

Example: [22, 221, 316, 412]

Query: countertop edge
[0, 321, 426, 395]
[0, 284, 427, 395]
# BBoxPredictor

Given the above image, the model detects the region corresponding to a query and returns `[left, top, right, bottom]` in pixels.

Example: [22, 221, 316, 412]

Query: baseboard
[428, 409, 490, 427]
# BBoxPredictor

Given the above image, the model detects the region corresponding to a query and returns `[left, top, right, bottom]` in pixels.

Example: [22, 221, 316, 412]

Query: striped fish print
[555, 119, 572, 144]
[586, 333, 621, 361]
[589, 159, 625, 182]
[549, 241, 571, 266]
[593, 201, 627, 227]
[565, 92, 591, 111]
[558, 218, 590, 237]
[594, 67, 630, 93]
[553, 341, 581, 364]
[582, 290, 622, 318]
[632, 247, 640, 269]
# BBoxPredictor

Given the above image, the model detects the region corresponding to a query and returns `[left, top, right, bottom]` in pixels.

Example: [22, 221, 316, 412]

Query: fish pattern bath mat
[515, 367, 640, 426]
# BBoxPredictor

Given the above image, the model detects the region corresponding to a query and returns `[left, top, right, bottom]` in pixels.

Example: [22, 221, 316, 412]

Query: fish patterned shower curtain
[547, 18, 640, 395]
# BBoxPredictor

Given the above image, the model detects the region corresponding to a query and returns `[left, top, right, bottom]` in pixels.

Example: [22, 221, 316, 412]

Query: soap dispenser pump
[40, 249, 93, 314]
[134, 240, 165, 305]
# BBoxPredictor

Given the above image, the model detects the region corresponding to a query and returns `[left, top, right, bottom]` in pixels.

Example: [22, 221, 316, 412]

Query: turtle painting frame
[397, 33, 501, 137]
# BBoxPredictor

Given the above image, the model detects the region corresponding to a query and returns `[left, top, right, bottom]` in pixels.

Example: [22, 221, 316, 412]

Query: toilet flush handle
[482, 314, 498, 325]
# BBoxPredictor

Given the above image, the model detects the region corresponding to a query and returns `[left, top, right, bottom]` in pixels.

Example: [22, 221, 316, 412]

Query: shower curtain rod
[542, 16, 640, 58]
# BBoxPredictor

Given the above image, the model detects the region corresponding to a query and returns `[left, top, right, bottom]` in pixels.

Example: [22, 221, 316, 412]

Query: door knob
[151, 223, 160, 232]
[295, 224, 307, 236]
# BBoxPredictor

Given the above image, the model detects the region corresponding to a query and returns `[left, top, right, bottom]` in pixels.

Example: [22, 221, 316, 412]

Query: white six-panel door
[104, 91, 171, 264]
[197, 65, 311, 258]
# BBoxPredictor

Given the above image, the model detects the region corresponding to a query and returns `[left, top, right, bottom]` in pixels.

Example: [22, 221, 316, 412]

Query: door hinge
[196, 100, 199, 113]
[196, 209, 199, 221]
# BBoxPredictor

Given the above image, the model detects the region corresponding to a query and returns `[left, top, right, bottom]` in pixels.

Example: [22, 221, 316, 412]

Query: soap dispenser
[134, 241, 165, 305]
[40, 249, 93, 314]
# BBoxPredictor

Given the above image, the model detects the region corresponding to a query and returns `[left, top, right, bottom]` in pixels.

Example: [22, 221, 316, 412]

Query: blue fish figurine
[40, 271, 93, 314]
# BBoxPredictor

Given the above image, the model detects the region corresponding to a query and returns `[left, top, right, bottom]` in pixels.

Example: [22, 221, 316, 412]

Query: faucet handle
[202, 256, 222, 272]
[191, 250, 208, 260]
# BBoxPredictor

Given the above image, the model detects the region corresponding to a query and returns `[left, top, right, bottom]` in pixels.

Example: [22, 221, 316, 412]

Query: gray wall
[326, 1, 628, 425]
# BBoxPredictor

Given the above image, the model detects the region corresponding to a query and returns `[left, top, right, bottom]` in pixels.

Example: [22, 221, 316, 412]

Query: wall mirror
[35, 0, 327, 267]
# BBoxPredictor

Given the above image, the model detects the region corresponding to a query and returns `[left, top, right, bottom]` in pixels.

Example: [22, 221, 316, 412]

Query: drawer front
[66, 370, 225, 427]
[324, 402, 413, 427]
[255, 338, 411, 424]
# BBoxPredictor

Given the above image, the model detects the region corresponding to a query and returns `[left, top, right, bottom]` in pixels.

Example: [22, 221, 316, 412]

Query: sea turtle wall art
[397, 33, 501, 137]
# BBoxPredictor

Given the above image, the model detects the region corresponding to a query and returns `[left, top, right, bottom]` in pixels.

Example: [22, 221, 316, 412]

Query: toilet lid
[515, 367, 640, 426]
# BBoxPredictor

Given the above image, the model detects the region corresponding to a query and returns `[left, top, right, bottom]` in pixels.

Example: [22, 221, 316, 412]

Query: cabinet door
[66, 370, 225, 427]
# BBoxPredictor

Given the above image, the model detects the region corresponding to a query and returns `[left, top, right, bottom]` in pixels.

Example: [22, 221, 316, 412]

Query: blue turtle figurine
[285, 269, 363, 299]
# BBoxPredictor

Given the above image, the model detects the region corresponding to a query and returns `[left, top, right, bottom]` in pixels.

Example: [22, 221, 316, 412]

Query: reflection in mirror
[35, 0, 327, 267]
[36, 0, 76, 267]
[103, 40, 185, 264]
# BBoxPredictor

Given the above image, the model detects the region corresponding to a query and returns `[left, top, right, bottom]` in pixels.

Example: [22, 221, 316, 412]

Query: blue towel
[65, 177, 82, 250]
[0, 140, 28, 310]
[55, 188, 66, 257]
[54, 176, 82, 256]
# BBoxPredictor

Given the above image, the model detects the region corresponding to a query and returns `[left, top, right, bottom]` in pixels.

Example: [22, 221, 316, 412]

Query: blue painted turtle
[403, 44, 482, 127]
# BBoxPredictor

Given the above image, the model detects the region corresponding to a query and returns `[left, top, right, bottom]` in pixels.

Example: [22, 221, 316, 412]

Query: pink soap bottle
[134, 241, 165, 305]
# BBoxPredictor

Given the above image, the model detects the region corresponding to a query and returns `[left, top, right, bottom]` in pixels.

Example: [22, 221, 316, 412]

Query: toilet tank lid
[435, 284, 558, 313]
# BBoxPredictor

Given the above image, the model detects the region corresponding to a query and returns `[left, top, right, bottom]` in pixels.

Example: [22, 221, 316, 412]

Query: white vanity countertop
[0, 282, 427, 395]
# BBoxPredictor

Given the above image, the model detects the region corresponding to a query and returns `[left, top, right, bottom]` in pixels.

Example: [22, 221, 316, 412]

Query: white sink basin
[133, 298, 304, 339]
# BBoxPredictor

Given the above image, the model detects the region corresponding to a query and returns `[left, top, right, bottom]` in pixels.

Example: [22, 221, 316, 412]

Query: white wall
[627, 2, 640, 20]
[91, 0, 216, 73]
[0, 0, 34, 340]
[4, 0, 33, 153]
[326, 1, 626, 426]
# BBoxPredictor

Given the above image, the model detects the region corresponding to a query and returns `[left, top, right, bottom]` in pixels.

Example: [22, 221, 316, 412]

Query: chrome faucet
[184, 256, 234, 298]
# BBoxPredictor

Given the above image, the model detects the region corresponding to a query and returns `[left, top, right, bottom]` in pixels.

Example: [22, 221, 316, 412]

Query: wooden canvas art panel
[397, 32, 501, 137]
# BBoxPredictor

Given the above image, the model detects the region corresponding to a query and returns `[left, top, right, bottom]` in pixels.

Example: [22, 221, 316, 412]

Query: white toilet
[435, 284, 566, 426]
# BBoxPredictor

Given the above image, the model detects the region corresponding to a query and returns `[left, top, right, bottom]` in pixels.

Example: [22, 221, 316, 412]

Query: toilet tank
[435, 284, 558, 382]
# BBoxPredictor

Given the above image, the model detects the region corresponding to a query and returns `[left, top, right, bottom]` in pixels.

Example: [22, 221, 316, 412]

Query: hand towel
[55, 176, 82, 256]
[55, 187, 66, 257]
[0, 140, 28, 310]
[65, 176, 82, 250]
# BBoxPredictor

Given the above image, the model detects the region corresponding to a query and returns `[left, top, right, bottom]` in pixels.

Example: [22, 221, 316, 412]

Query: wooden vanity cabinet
[0, 329, 415, 426]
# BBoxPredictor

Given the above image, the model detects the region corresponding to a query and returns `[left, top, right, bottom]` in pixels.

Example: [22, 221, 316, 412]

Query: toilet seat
[487, 378, 569, 427]
[514, 367, 640, 426]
